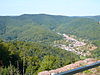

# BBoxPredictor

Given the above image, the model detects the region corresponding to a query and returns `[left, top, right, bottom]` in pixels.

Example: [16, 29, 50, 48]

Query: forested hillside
[0, 14, 100, 41]
[0, 14, 100, 75]
[0, 40, 79, 75]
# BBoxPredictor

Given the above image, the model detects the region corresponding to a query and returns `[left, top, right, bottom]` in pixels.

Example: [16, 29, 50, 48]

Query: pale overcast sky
[0, 0, 100, 16]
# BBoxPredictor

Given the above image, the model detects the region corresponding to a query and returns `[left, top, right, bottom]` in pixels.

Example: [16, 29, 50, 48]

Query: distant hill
[0, 14, 100, 75]
[0, 14, 100, 41]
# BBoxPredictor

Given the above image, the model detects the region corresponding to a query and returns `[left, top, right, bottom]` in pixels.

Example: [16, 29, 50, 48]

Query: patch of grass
[83, 70, 93, 74]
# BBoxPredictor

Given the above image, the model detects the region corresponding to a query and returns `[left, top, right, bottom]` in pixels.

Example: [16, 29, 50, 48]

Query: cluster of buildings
[63, 34, 86, 47]
[55, 33, 88, 56]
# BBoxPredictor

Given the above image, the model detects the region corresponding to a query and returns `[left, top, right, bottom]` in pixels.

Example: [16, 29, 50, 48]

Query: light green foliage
[0, 65, 20, 75]
[0, 40, 80, 75]
[83, 70, 93, 74]
[92, 40, 100, 59]
[0, 14, 100, 75]
[0, 14, 100, 42]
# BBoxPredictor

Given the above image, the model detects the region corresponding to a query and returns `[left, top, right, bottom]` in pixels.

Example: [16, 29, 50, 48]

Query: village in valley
[53, 33, 97, 56]
[39, 33, 99, 75]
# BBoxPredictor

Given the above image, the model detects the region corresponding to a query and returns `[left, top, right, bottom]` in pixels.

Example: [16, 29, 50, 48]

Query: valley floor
[38, 33, 100, 75]
[54, 33, 97, 56]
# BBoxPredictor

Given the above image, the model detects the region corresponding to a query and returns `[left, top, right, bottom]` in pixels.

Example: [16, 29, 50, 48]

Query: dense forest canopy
[0, 40, 79, 75]
[0, 14, 100, 41]
[0, 14, 100, 75]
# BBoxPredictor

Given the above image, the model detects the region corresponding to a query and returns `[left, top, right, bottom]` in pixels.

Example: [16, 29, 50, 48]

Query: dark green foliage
[0, 41, 21, 68]
[55, 18, 100, 40]
[0, 40, 79, 75]
[0, 14, 100, 42]
[0, 21, 6, 35]
[0, 14, 100, 74]
[0, 43, 10, 66]
[92, 40, 100, 59]
[0, 65, 20, 75]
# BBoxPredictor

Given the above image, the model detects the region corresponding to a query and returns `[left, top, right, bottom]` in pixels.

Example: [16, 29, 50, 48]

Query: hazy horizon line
[0, 13, 100, 17]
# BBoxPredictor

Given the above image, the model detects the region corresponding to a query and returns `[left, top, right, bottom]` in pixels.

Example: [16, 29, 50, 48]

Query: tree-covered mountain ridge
[0, 14, 100, 41]
[0, 14, 100, 75]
